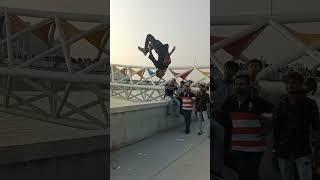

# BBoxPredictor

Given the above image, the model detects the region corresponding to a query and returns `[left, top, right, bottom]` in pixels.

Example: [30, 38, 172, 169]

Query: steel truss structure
[0, 7, 109, 130]
[211, 13, 320, 72]
[111, 64, 210, 103]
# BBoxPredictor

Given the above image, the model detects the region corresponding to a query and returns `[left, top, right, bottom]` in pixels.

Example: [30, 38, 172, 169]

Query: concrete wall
[110, 101, 186, 151]
[0, 135, 108, 179]
[1, 150, 108, 180]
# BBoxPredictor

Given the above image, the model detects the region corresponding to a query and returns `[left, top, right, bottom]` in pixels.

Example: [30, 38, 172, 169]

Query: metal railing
[0, 7, 109, 130]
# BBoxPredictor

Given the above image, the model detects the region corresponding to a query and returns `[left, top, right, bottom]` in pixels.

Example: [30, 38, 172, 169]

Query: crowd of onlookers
[210, 58, 320, 180]
[164, 78, 210, 135]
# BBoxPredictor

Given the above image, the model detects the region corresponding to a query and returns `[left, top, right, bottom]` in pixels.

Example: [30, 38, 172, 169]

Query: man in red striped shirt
[180, 84, 196, 134]
[221, 73, 274, 180]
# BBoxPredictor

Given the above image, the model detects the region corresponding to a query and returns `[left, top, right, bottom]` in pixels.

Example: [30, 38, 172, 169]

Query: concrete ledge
[0, 111, 108, 179]
[110, 101, 185, 150]
[110, 101, 167, 113]
[1, 150, 108, 180]
[0, 134, 108, 165]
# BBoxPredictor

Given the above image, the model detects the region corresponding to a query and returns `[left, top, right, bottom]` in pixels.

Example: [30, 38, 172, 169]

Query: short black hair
[233, 73, 250, 84]
[247, 58, 263, 69]
[224, 60, 239, 71]
[285, 71, 304, 84]
[304, 77, 318, 95]
[199, 83, 206, 88]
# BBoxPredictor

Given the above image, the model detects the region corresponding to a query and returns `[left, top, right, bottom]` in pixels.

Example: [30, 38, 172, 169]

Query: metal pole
[54, 17, 73, 73]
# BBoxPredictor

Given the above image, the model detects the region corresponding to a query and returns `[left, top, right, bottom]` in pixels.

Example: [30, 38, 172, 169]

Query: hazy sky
[111, 0, 210, 66]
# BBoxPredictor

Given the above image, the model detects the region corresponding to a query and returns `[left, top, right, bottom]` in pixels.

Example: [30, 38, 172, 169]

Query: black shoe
[198, 132, 203, 135]
[225, 160, 237, 173]
[211, 170, 224, 180]
[185, 129, 190, 134]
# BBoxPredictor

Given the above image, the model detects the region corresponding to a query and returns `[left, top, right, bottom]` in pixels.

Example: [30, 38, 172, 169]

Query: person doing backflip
[138, 34, 176, 79]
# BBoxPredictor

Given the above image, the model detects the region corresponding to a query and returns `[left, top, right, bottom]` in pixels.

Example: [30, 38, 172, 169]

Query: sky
[111, 0, 210, 66]
[211, 0, 320, 67]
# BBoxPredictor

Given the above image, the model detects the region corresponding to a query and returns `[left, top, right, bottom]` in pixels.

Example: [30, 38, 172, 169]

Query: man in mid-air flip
[138, 34, 176, 79]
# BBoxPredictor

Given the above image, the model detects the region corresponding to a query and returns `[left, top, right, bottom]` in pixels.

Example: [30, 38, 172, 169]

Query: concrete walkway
[110, 122, 210, 180]
[110, 121, 281, 180]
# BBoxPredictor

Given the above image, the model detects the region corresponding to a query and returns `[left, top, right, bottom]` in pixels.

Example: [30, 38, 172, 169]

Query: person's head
[199, 84, 206, 92]
[285, 71, 305, 95]
[180, 81, 185, 86]
[156, 69, 166, 79]
[233, 73, 251, 95]
[224, 61, 239, 80]
[246, 59, 263, 79]
[185, 85, 191, 92]
[304, 77, 317, 95]
[169, 78, 176, 85]
[185, 80, 193, 86]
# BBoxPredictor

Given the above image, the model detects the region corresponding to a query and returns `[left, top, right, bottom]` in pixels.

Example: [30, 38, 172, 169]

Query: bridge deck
[0, 111, 107, 165]
[111, 122, 281, 180]
[111, 122, 210, 180]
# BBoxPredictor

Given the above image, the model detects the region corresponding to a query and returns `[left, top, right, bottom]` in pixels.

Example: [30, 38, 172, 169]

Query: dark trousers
[182, 110, 192, 131]
[144, 34, 167, 60]
[232, 150, 264, 180]
[178, 97, 182, 114]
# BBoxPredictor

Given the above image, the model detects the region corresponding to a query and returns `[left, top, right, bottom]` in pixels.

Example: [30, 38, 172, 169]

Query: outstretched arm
[169, 46, 176, 56]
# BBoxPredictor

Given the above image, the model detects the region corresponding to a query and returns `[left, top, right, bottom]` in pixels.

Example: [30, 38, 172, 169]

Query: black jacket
[195, 91, 210, 111]
[272, 95, 320, 158]
[220, 94, 274, 128]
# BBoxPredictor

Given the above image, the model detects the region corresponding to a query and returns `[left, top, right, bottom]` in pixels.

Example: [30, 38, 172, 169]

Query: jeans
[278, 156, 312, 180]
[182, 110, 192, 131]
[166, 96, 180, 115]
[144, 34, 167, 60]
[232, 151, 264, 180]
[197, 111, 209, 134]
[210, 118, 225, 176]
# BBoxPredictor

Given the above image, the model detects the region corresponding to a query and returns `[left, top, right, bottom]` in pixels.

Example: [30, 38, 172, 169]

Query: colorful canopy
[210, 25, 266, 58]
[60, 20, 108, 49]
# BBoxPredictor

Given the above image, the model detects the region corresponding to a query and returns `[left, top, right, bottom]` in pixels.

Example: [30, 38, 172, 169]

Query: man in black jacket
[165, 79, 180, 116]
[139, 34, 176, 79]
[273, 71, 320, 180]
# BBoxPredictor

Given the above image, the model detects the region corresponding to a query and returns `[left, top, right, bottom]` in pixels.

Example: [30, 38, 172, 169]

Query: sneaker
[211, 171, 224, 180]
[214, 175, 224, 180]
